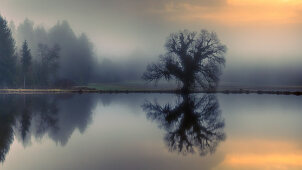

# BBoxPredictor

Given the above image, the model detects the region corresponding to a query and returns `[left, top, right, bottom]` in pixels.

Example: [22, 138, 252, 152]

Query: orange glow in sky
[158, 0, 302, 26]
[225, 0, 302, 24]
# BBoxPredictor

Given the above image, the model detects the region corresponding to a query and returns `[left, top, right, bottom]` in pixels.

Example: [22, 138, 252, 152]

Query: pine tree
[0, 15, 17, 87]
[20, 40, 32, 88]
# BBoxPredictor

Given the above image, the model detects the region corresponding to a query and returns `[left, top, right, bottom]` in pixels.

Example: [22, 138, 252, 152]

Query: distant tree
[48, 21, 95, 84]
[143, 30, 227, 92]
[20, 40, 32, 88]
[0, 16, 17, 87]
[16, 19, 34, 50]
[36, 43, 60, 87]
[45, 44, 60, 77]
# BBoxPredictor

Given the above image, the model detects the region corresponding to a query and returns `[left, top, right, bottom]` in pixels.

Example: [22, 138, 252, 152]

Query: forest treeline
[0, 15, 150, 89]
[0, 16, 96, 88]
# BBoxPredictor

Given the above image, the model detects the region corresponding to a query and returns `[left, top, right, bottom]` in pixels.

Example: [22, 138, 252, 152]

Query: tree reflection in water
[0, 94, 96, 162]
[142, 94, 226, 156]
[0, 93, 226, 163]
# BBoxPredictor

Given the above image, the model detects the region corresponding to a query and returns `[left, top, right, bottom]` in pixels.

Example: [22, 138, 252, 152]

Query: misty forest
[0, 15, 226, 91]
[0, 16, 96, 88]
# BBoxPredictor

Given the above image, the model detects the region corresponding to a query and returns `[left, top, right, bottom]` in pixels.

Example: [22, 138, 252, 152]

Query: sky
[1, 0, 302, 85]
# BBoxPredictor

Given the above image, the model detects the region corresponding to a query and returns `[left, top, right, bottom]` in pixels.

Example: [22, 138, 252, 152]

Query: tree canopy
[143, 30, 227, 92]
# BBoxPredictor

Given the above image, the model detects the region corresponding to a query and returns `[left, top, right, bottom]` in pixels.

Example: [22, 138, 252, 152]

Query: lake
[0, 93, 301, 170]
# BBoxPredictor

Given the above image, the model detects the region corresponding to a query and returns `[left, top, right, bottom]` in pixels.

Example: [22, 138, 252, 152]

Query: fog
[1, 0, 302, 86]
[11, 19, 96, 84]
[222, 64, 302, 87]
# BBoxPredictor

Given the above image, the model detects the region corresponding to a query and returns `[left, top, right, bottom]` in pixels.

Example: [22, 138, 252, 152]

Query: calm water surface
[0, 93, 301, 170]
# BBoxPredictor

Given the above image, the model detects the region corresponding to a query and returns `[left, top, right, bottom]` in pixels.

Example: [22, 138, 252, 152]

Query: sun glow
[156, 0, 302, 26]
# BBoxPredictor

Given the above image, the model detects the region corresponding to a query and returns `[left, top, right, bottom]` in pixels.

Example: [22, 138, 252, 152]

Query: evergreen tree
[0, 16, 17, 87]
[20, 40, 32, 88]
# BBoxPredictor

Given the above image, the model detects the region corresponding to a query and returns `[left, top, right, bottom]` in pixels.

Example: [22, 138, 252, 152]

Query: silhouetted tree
[0, 16, 17, 87]
[20, 40, 32, 88]
[142, 94, 225, 156]
[143, 30, 226, 92]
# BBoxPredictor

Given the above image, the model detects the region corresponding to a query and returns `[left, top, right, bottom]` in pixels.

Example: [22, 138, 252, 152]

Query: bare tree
[142, 30, 226, 92]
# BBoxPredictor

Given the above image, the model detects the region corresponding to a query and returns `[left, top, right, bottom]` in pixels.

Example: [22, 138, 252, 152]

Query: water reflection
[0, 93, 226, 167]
[0, 94, 96, 162]
[142, 94, 226, 156]
[1, 93, 301, 169]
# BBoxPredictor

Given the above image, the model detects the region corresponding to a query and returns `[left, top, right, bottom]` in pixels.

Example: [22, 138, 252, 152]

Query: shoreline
[0, 88, 301, 95]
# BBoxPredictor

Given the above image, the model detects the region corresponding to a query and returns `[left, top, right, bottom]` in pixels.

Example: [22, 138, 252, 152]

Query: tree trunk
[181, 81, 191, 93]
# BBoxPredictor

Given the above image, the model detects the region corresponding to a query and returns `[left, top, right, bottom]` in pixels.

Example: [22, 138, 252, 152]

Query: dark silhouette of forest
[142, 94, 226, 156]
